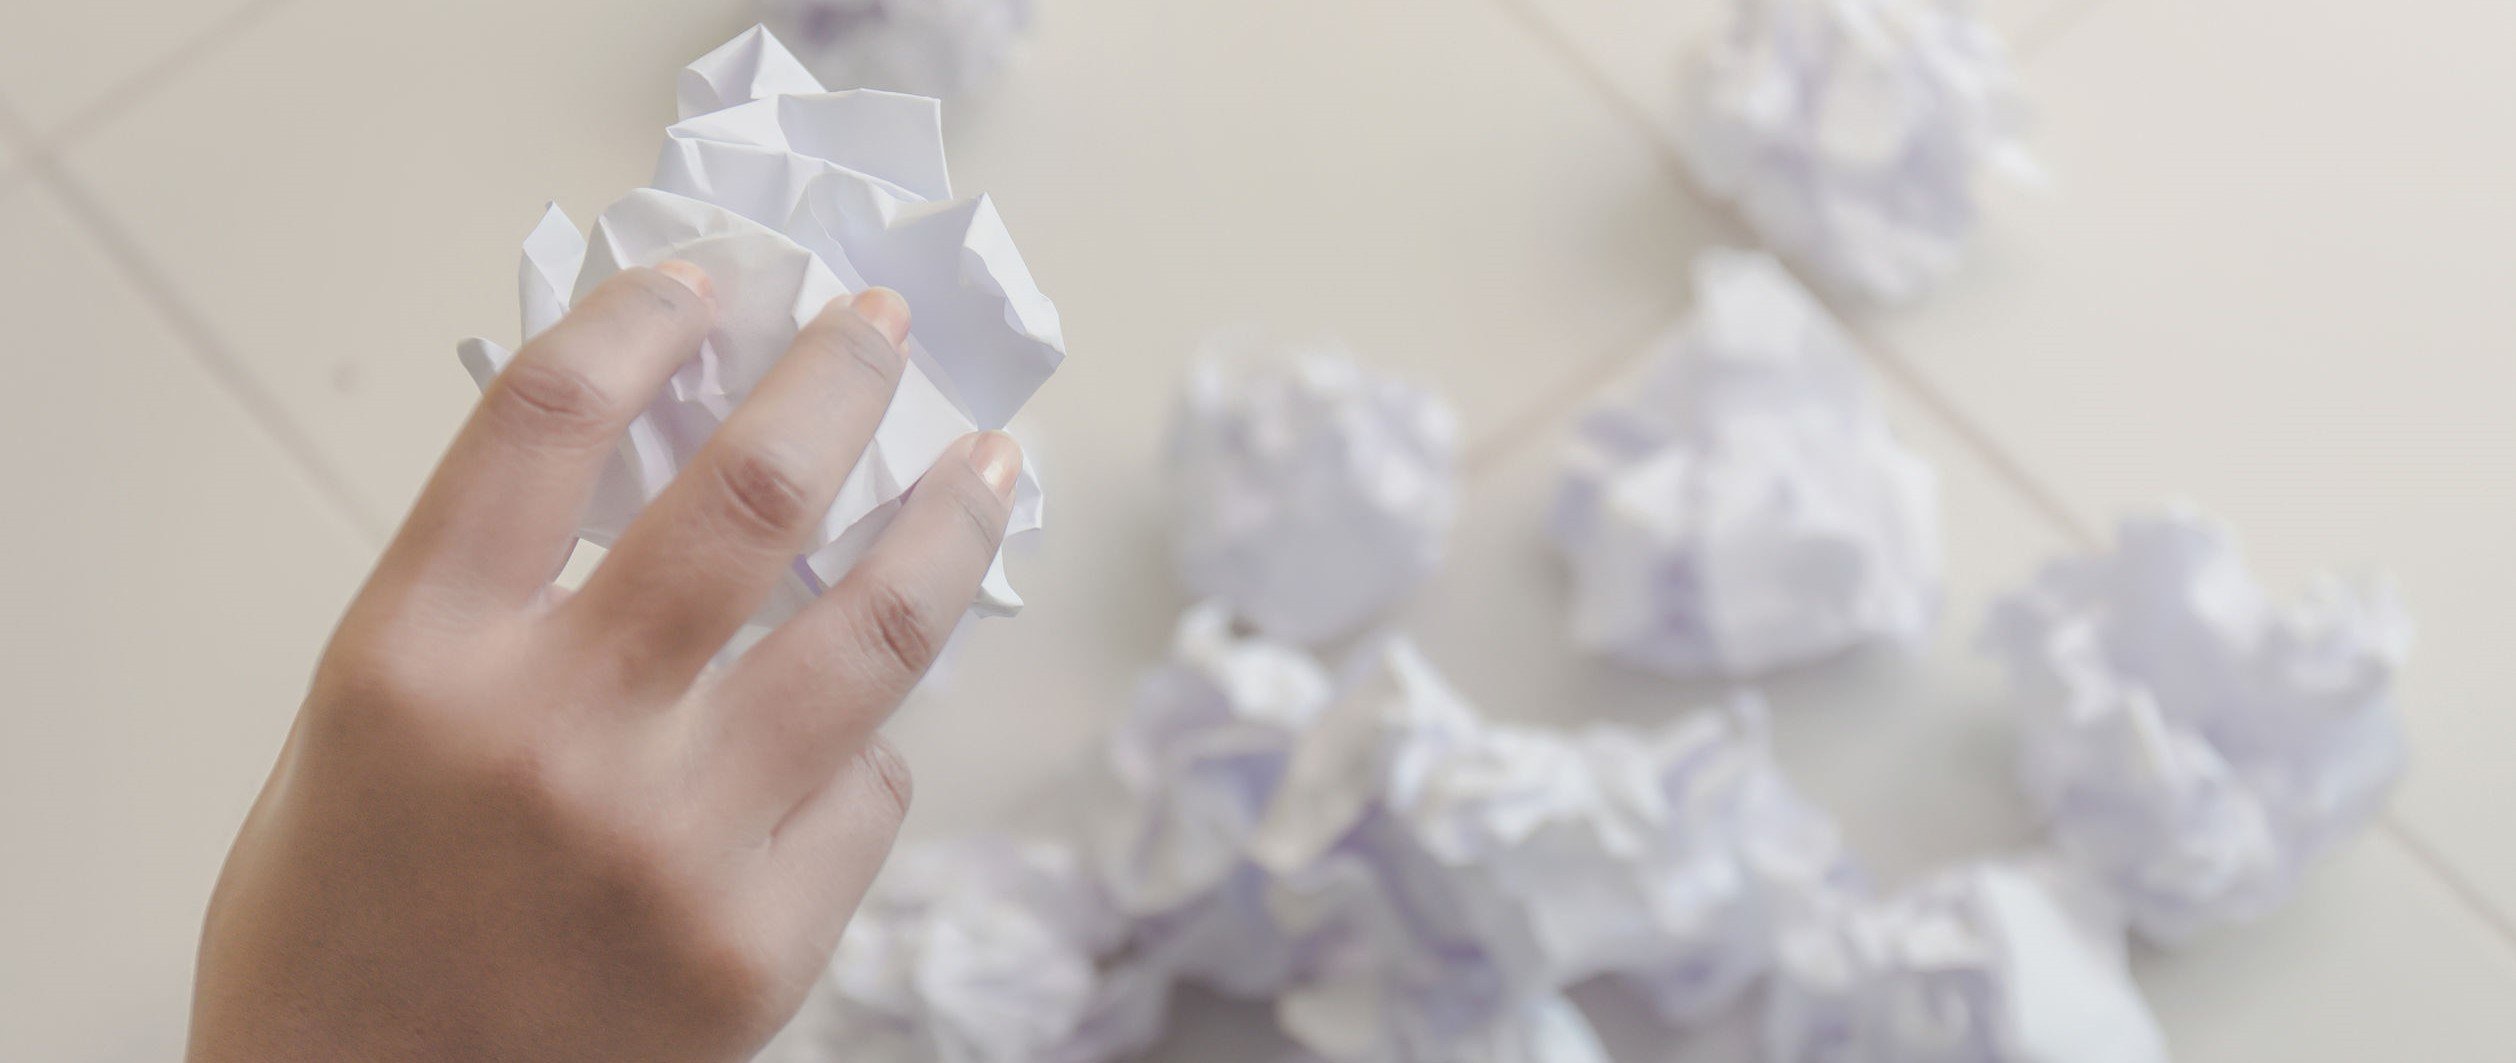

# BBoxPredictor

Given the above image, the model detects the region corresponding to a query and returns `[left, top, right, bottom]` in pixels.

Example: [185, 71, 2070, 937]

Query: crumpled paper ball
[837, 606, 1862, 1061]
[1238, 640, 1613, 1062]
[1683, 0, 2037, 303]
[1167, 333, 1460, 645]
[1096, 600, 1334, 999]
[1240, 637, 1856, 1059]
[778, 836, 1171, 1063]
[1551, 249, 1940, 678]
[1979, 510, 2411, 944]
[457, 26, 1061, 634]
[761, 0, 1033, 99]
[1763, 859, 2169, 1063]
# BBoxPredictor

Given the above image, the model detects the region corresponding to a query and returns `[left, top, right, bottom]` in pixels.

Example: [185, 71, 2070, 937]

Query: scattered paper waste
[456, 26, 1062, 636]
[1168, 334, 1460, 645]
[1089, 607, 1855, 1059]
[1252, 641, 1859, 1058]
[1683, 0, 2037, 303]
[1098, 601, 1332, 1000]
[782, 836, 1170, 1063]
[1980, 510, 2410, 944]
[440, 17, 2400, 1063]
[1551, 250, 1940, 678]
[762, 0, 1034, 99]
[1764, 858, 2170, 1063]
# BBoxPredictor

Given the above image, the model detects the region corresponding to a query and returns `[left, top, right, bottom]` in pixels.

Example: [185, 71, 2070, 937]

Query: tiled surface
[1499, 0, 2080, 150]
[62, 0, 1707, 538]
[1857, 0, 2516, 923]
[0, 0, 271, 136]
[937, 0, 1706, 437]
[0, 92, 25, 184]
[2128, 836, 2516, 1063]
[3, 0, 2514, 1057]
[57, 0, 765, 532]
[0, 183, 372, 1060]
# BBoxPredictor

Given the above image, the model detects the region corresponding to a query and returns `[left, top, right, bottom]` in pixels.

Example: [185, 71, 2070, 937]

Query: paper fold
[456, 26, 1063, 636]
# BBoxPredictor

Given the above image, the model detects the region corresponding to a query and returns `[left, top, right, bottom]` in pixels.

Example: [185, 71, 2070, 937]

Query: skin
[186, 262, 1019, 1062]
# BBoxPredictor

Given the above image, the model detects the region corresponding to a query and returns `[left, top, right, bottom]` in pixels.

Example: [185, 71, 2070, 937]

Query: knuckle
[475, 737, 570, 810]
[854, 579, 944, 679]
[302, 605, 523, 748]
[677, 926, 791, 1033]
[797, 311, 904, 388]
[448, 718, 625, 844]
[487, 358, 618, 447]
[855, 736, 915, 821]
[606, 266, 708, 326]
[313, 627, 459, 721]
[559, 792, 691, 910]
[941, 477, 1011, 554]
[598, 827, 690, 904]
[710, 441, 818, 539]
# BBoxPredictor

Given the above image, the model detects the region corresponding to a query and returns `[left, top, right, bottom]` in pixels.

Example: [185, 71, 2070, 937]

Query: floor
[1, 0, 2510, 1059]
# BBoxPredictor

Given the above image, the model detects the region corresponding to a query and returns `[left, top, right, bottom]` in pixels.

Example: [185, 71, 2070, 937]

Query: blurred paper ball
[762, 0, 1035, 98]
[1166, 334, 1459, 646]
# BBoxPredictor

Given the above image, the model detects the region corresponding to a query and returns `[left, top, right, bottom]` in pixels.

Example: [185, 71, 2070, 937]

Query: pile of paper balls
[776, 254, 2408, 1060]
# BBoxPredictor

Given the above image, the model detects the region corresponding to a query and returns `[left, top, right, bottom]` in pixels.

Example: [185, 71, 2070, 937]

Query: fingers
[389, 263, 713, 607]
[702, 431, 1021, 824]
[756, 736, 913, 941]
[564, 289, 914, 692]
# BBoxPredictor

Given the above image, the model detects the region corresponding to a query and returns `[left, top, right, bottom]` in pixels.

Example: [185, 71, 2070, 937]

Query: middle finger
[562, 288, 912, 693]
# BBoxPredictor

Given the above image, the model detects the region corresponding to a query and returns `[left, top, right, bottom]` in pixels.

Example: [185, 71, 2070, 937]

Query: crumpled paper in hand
[1979, 509, 2411, 944]
[457, 26, 1062, 636]
[1551, 249, 1940, 678]
[1764, 858, 2169, 1063]
[1167, 333, 1460, 645]
[1683, 0, 2037, 304]
[773, 836, 1172, 1063]
[760, 0, 1034, 100]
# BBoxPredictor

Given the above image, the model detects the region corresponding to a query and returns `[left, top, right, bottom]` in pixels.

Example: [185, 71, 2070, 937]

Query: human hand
[187, 263, 1020, 1062]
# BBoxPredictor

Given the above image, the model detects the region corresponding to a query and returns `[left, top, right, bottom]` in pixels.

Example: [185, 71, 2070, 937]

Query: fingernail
[968, 431, 1022, 502]
[851, 287, 911, 348]
[654, 259, 713, 303]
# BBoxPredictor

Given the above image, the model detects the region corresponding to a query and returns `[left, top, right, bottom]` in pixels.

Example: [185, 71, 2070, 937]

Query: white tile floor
[0, 184, 372, 1061]
[0, 0, 2509, 1059]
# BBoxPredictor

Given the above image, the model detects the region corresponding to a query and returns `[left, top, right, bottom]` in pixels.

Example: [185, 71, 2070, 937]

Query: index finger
[385, 263, 714, 609]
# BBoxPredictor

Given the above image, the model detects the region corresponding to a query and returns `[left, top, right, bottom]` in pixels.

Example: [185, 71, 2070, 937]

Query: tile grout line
[1852, 334, 2099, 545]
[1463, 293, 1691, 477]
[2379, 812, 2516, 945]
[0, 2, 389, 547]
[1490, 0, 2101, 543]
[24, 150, 391, 543]
[16, 0, 302, 160]
[1488, 0, 2516, 952]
